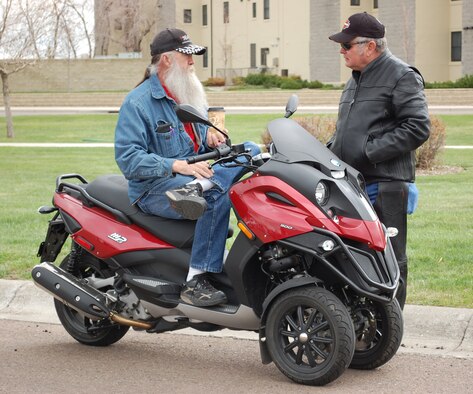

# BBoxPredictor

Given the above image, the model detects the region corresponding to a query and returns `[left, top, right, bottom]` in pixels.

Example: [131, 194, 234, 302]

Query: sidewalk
[1, 278, 472, 359]
[1, 104, 473, 115]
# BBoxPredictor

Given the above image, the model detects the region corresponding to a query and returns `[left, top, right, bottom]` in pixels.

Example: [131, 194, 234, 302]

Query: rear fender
[37, 211, 69, 262]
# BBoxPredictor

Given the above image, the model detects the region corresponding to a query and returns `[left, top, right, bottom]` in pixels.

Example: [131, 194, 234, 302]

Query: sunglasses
[340, 40, 370, 50]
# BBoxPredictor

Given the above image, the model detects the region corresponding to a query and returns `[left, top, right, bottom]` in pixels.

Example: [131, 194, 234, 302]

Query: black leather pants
[373, 181, 409, 309]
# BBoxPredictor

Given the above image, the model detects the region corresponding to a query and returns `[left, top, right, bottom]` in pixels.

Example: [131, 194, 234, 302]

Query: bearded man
[115, 28, 260, 307]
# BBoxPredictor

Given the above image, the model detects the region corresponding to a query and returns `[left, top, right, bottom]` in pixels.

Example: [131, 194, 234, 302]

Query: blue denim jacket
[115, 73, 209, 203]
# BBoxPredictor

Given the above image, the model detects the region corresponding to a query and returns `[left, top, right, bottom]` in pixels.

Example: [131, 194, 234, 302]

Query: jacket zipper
[341, 75, 361, 159]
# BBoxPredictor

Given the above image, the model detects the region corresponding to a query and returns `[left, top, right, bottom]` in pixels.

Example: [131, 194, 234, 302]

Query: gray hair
[358, 36, 387, 53]
[136, 51, 174, 87]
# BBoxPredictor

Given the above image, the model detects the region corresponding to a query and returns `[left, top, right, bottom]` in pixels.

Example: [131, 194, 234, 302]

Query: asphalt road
[1, 319, 472, 394]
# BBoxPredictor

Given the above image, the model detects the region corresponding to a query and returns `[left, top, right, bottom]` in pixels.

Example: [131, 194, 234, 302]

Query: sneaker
[180, 274, 227, 307]
[165, 183, 207, 220]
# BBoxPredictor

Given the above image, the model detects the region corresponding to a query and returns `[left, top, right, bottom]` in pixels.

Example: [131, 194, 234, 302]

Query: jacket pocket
[375, 181, 408, 216]
[351, 133, 371, 172]
[154, 120, 181, 157]
[156, 122, 173, 133]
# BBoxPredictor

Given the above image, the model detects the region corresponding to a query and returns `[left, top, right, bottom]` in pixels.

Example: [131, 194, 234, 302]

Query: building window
[184, 9, 192, 23]
[261, 48, 269, 66]
[250, 44, 256, 68]
[202, 5, 208, 26]
[351, 0, 360, 5]
[203, 48, 208, 68]
[224, 1, 229, 23]
[252, 2, 257, 18]
[373, 0, 378, 8]
[264, 0, 270, 20]
[451, 31, 462, 61]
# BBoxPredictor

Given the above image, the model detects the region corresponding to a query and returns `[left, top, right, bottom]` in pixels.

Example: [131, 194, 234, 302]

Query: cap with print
[329, 12, 385, 43]
[150, 28, 206, 56]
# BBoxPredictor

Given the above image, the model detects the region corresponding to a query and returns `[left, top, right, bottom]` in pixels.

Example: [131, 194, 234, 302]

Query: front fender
[258, 276, 322, 364]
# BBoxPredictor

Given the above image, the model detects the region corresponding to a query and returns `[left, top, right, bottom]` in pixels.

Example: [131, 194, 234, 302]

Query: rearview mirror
[284, 94, 299, 118]
[175, 104, 229, 138]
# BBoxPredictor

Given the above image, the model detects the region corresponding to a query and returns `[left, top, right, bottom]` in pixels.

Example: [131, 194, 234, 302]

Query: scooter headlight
[315, 181, 329, 205]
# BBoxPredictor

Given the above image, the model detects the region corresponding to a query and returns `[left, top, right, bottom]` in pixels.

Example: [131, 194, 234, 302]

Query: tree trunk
[1, 72, 14, 139]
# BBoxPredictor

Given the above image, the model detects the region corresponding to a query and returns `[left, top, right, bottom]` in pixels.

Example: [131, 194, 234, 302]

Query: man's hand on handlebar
[171, 160, 214, 179]
[207, 129, 227, 148]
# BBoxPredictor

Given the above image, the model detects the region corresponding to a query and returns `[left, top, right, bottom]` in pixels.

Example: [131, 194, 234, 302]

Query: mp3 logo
[108, 233, 127, 244]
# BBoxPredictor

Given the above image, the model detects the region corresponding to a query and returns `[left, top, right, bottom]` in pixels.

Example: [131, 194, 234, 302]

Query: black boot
[165, 183, 207, 220]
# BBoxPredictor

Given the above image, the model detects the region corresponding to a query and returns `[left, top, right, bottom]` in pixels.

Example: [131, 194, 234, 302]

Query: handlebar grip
[186, 144, 232, 164]
[187, 151, 219, 164]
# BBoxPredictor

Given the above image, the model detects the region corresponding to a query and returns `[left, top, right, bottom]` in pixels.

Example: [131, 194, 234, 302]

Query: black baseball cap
[150, 28, 206, 56]
[329, 12, 385, 43]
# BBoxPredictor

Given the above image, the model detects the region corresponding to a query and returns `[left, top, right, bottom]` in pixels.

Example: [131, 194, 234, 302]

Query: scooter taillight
[73, 236, 94, 251]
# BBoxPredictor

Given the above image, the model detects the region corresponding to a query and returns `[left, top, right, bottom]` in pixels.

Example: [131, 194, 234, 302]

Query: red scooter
[32, 96, 402, 386]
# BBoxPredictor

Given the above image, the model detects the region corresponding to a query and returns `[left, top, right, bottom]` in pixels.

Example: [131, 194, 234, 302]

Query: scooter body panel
[54, 192, 174, 260]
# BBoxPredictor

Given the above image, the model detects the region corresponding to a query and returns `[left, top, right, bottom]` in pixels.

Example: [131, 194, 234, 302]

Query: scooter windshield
[267, 118, 341, 170]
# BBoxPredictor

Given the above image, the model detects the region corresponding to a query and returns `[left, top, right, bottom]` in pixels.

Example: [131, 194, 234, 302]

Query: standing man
[328, 12, 430, 309]
[115, 28, 259, 307]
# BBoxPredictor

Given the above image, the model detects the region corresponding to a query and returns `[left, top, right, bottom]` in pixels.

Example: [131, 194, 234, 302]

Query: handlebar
[186, 144, 232, 164]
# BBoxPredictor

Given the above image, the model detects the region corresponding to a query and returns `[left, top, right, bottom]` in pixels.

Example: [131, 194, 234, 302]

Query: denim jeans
[138, 142, 261, 273]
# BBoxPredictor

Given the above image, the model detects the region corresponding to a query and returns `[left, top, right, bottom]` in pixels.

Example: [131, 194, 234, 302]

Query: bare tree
[0, 0, 36, 138]
[0, 0, 94, 138]
[65, 0, 94, 58]
[220, 24, 233, 85]
[44, 0, 94, 59]
[95, 0, 159, 55]
[400, 0, 415, 64]
[119, 0, 156, 52]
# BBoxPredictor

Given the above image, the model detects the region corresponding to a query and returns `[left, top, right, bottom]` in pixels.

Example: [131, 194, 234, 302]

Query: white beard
[164, 60, 208, 115]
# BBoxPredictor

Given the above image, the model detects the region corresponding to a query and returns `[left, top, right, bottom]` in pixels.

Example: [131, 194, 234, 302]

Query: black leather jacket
[329, 50, 430, 183]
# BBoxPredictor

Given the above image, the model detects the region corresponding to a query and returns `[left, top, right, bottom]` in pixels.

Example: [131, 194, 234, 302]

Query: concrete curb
[1, 279, 472, 359]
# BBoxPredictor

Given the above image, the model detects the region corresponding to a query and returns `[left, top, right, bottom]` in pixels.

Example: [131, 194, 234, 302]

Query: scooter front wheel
[54, 248, 129, 346]
[265, 286, 355, 386]
[349, 298, 403, 369]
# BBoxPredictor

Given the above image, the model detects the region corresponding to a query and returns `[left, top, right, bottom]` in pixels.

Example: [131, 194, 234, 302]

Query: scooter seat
[85, 174, 196, 249]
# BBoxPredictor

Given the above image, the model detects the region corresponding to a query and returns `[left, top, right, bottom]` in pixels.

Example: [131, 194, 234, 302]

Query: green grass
[438, 115, 473, 145]
[0, 114, 118, 143]
[0, 147, 119, 279]
[409, 149, 473, 307]
[0, 113, 472, 307]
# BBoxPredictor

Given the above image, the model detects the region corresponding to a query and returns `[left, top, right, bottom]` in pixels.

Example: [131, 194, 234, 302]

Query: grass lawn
[0, 113, 472, 307]
[409, 149, 473, 307]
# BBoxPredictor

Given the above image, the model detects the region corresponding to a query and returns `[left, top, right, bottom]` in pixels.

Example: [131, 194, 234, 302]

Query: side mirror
[175, 104, 229, 138]
[284, 94, 299, 118]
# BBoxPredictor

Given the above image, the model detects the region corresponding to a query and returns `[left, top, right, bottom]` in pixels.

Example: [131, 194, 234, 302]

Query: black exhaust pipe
[32, 262, 110, 320]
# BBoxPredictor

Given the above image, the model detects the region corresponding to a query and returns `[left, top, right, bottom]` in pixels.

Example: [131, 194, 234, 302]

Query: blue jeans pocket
[407, 183, 419, 215]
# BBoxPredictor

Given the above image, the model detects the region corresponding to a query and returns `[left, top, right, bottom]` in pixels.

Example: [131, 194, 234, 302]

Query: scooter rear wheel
[54, 249, 129, 346]
[265, 286, 355, 386]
